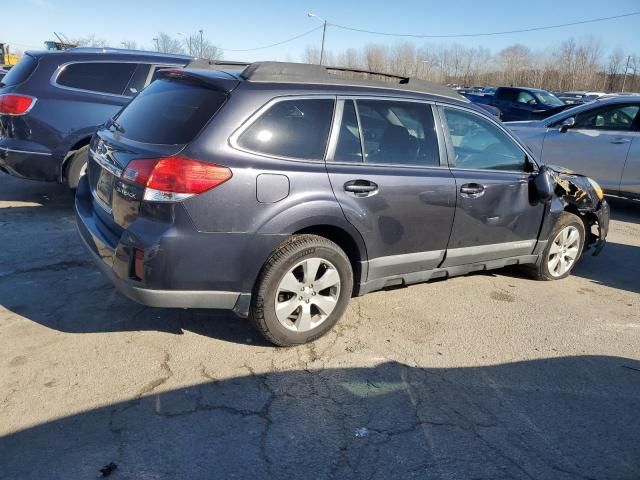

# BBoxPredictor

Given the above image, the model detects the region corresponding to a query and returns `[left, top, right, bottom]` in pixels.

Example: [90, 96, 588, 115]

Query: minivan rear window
[113, 78, 227, 144]
[1, 55, 38, 87]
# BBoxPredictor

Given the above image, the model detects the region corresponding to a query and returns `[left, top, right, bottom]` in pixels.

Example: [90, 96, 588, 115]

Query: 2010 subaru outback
[75, 62, 610, 346]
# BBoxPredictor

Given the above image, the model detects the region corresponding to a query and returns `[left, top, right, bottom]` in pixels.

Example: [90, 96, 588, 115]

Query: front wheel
[529, 212, 586, 281]
[249, 234, 353, 346]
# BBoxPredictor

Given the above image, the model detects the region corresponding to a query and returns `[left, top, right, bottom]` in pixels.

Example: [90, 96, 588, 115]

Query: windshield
[534, 91, 564, 107]
[543, 101, 601, 126]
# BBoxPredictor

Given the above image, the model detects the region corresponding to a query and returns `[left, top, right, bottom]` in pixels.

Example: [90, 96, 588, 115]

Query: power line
[329, 11, 640, 39]
[221, 25, 323, 52]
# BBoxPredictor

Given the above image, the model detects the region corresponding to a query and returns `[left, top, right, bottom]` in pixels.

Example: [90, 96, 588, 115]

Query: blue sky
[4, 0, 640, 61]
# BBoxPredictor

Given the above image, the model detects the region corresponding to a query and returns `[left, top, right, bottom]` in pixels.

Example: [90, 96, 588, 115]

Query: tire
[527, 212, 586, 281]
[249, 234, 354, 347]
[65, 145, 89, 190]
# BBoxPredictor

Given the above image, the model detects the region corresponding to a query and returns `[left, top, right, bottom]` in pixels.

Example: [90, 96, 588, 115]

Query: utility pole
[308, 13, 327, 65]
[199, 29, 203, 58]
[621, 55, 631, 92]
[153, 37, 159, 52]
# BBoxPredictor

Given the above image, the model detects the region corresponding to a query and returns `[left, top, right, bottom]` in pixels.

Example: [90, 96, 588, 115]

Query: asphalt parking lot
[0, 174, 638, 479]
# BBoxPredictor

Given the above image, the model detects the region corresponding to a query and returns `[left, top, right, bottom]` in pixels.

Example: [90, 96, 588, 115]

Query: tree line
[302, 37, 639, 93]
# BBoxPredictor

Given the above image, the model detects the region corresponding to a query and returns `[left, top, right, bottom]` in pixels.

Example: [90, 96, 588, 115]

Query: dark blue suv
[75, 62, 610, 346]
[0, 48, 193, 189]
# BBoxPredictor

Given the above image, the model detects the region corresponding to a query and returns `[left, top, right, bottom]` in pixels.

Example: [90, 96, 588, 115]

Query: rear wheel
[528, 212, 586, 281]
[65, 145, 89, 190]
[249, 235, 353, 346]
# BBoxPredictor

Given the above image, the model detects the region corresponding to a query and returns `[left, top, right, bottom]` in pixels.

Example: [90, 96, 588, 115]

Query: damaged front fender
[547, 166, 609, 256]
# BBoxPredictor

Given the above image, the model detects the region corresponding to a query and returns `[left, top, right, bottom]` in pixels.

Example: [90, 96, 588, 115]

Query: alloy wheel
[548, 226, 581, 277]
[274, 257, 341, 332]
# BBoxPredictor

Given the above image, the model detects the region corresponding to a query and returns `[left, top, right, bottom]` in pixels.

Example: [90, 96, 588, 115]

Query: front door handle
[344, 179, 378, 197]
[460, 183, 485, 197]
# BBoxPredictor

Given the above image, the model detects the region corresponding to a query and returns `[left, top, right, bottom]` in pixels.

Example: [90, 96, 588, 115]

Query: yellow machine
[0, 43, 20, 68]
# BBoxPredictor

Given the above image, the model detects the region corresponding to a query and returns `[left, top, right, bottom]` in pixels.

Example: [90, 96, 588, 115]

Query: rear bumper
[75, 176, 252, 316]
[0, 143, 60, 182]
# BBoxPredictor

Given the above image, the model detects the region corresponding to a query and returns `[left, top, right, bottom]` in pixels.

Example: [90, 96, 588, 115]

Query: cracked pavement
[0, 175, 639, 479]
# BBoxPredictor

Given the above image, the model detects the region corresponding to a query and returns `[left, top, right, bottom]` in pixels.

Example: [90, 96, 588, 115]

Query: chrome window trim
[50, 61, 186, 99]
[228, 95, 338, 163]
[0, 145, 50, 156]
[437, 102, 540, 173]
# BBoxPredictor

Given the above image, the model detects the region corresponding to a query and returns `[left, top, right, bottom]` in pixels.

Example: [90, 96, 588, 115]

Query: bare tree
[155, 33, 184, 54]
[301, 45, 321, 64]
[186, 33, 222, 60]
[120, 40, 138, 50]
[73, 35, 108, 48]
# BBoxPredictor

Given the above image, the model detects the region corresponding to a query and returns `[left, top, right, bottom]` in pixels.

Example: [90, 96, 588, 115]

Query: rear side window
[113, 78, 227, 144]
[56, 62, 136, 95]
[497, 88, 518, 101]
[1, 55, 38, 87]
[355, 100, 439, 167]
[237, 99, 334, 160]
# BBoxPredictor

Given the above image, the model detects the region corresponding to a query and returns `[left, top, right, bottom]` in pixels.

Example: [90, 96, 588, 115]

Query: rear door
[542, 102, 640, 194]
[439, 105, 545, 266]
[325, 97, 457, 281]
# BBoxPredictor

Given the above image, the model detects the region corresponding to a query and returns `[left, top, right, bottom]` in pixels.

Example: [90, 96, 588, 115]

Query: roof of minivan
[212, 61, 468, 102]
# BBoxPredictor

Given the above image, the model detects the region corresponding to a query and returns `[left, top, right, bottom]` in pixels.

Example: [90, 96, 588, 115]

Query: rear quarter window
[1, 55, 38, 87]
[113, 78, 227, 144]
[56, 62, 136, 95]
[236, 98, 335, 160]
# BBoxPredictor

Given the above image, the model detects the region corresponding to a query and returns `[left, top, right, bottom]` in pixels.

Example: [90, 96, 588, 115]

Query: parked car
[75, 62, 609, 346]
[557, 91, 606, 105]
[0, 47, 195, 189]
[490, 87, 571, 121]
[506, 96, 640, 199]
[460, 92, 502, 118]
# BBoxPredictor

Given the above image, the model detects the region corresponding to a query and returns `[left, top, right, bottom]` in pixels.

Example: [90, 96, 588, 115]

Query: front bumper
[0, 143, 60, 182]
[75, 176, 249, 315]
[592, 199, 610, 256]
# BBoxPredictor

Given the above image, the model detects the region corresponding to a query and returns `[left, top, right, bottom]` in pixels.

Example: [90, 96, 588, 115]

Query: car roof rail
[239, 61, 467, 101]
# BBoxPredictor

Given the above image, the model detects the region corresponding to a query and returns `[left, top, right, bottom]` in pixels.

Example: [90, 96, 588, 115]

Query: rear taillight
[122, 156, 232, 202]
[0, 94, 36, 115]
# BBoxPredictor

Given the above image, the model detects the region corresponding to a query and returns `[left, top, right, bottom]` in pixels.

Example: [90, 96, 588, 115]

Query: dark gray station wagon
[76, 62, 609, 346]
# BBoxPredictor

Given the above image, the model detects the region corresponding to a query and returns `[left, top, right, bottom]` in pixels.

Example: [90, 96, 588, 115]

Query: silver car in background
[507, 96, 640, 199]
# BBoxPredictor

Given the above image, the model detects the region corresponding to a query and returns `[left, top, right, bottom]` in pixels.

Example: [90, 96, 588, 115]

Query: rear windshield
[1, 55, 38, 87]
[113, 78, 227, 144]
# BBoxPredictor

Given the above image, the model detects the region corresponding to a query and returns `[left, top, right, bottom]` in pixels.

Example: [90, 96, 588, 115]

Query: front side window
[443, 108, 527, 171]
[517, 91, 536, 105]
[237, 99, 334, 160]
[574, 104, 640, 131]
[56, 62, 137, 95]
[341, 100, 439, 167]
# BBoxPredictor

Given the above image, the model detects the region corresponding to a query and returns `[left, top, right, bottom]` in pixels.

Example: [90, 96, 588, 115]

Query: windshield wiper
[110, 119, 125, 133]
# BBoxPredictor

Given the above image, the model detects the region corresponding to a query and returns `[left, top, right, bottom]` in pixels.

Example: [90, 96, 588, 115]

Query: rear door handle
[344, 179, 378, 197]
[460, 183, 485, 197]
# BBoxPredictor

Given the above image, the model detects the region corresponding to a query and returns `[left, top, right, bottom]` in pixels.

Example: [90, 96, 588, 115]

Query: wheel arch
[59, 136, 92, 183]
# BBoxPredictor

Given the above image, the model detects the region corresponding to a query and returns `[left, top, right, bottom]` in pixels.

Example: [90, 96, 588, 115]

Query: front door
[325, 98, 457, 281]
[542, 102, 640, 194]
[439, 105, 546, 266]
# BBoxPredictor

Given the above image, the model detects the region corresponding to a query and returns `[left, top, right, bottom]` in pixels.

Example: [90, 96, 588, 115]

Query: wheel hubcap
[548, 226, 580, 277]
[274, 257, 341, 332]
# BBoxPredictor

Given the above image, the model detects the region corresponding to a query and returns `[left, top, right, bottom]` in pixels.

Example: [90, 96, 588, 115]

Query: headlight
[587, 177, 604, 200]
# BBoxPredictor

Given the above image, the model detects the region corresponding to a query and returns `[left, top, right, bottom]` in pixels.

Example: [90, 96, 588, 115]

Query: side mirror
[533, 165, 554, 202]
[527, 99, 537, 106]
[559, 116, 575, 133]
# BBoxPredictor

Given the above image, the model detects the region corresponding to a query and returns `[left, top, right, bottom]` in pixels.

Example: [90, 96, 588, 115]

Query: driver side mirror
[559, 116, 575, 133]
[533, 165, 555, 202]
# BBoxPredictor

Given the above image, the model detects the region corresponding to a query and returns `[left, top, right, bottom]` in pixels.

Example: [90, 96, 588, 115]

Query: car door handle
[460, 183, 485, 197]
[610, 138, 630, 144]
[344, 180, 378, 196]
